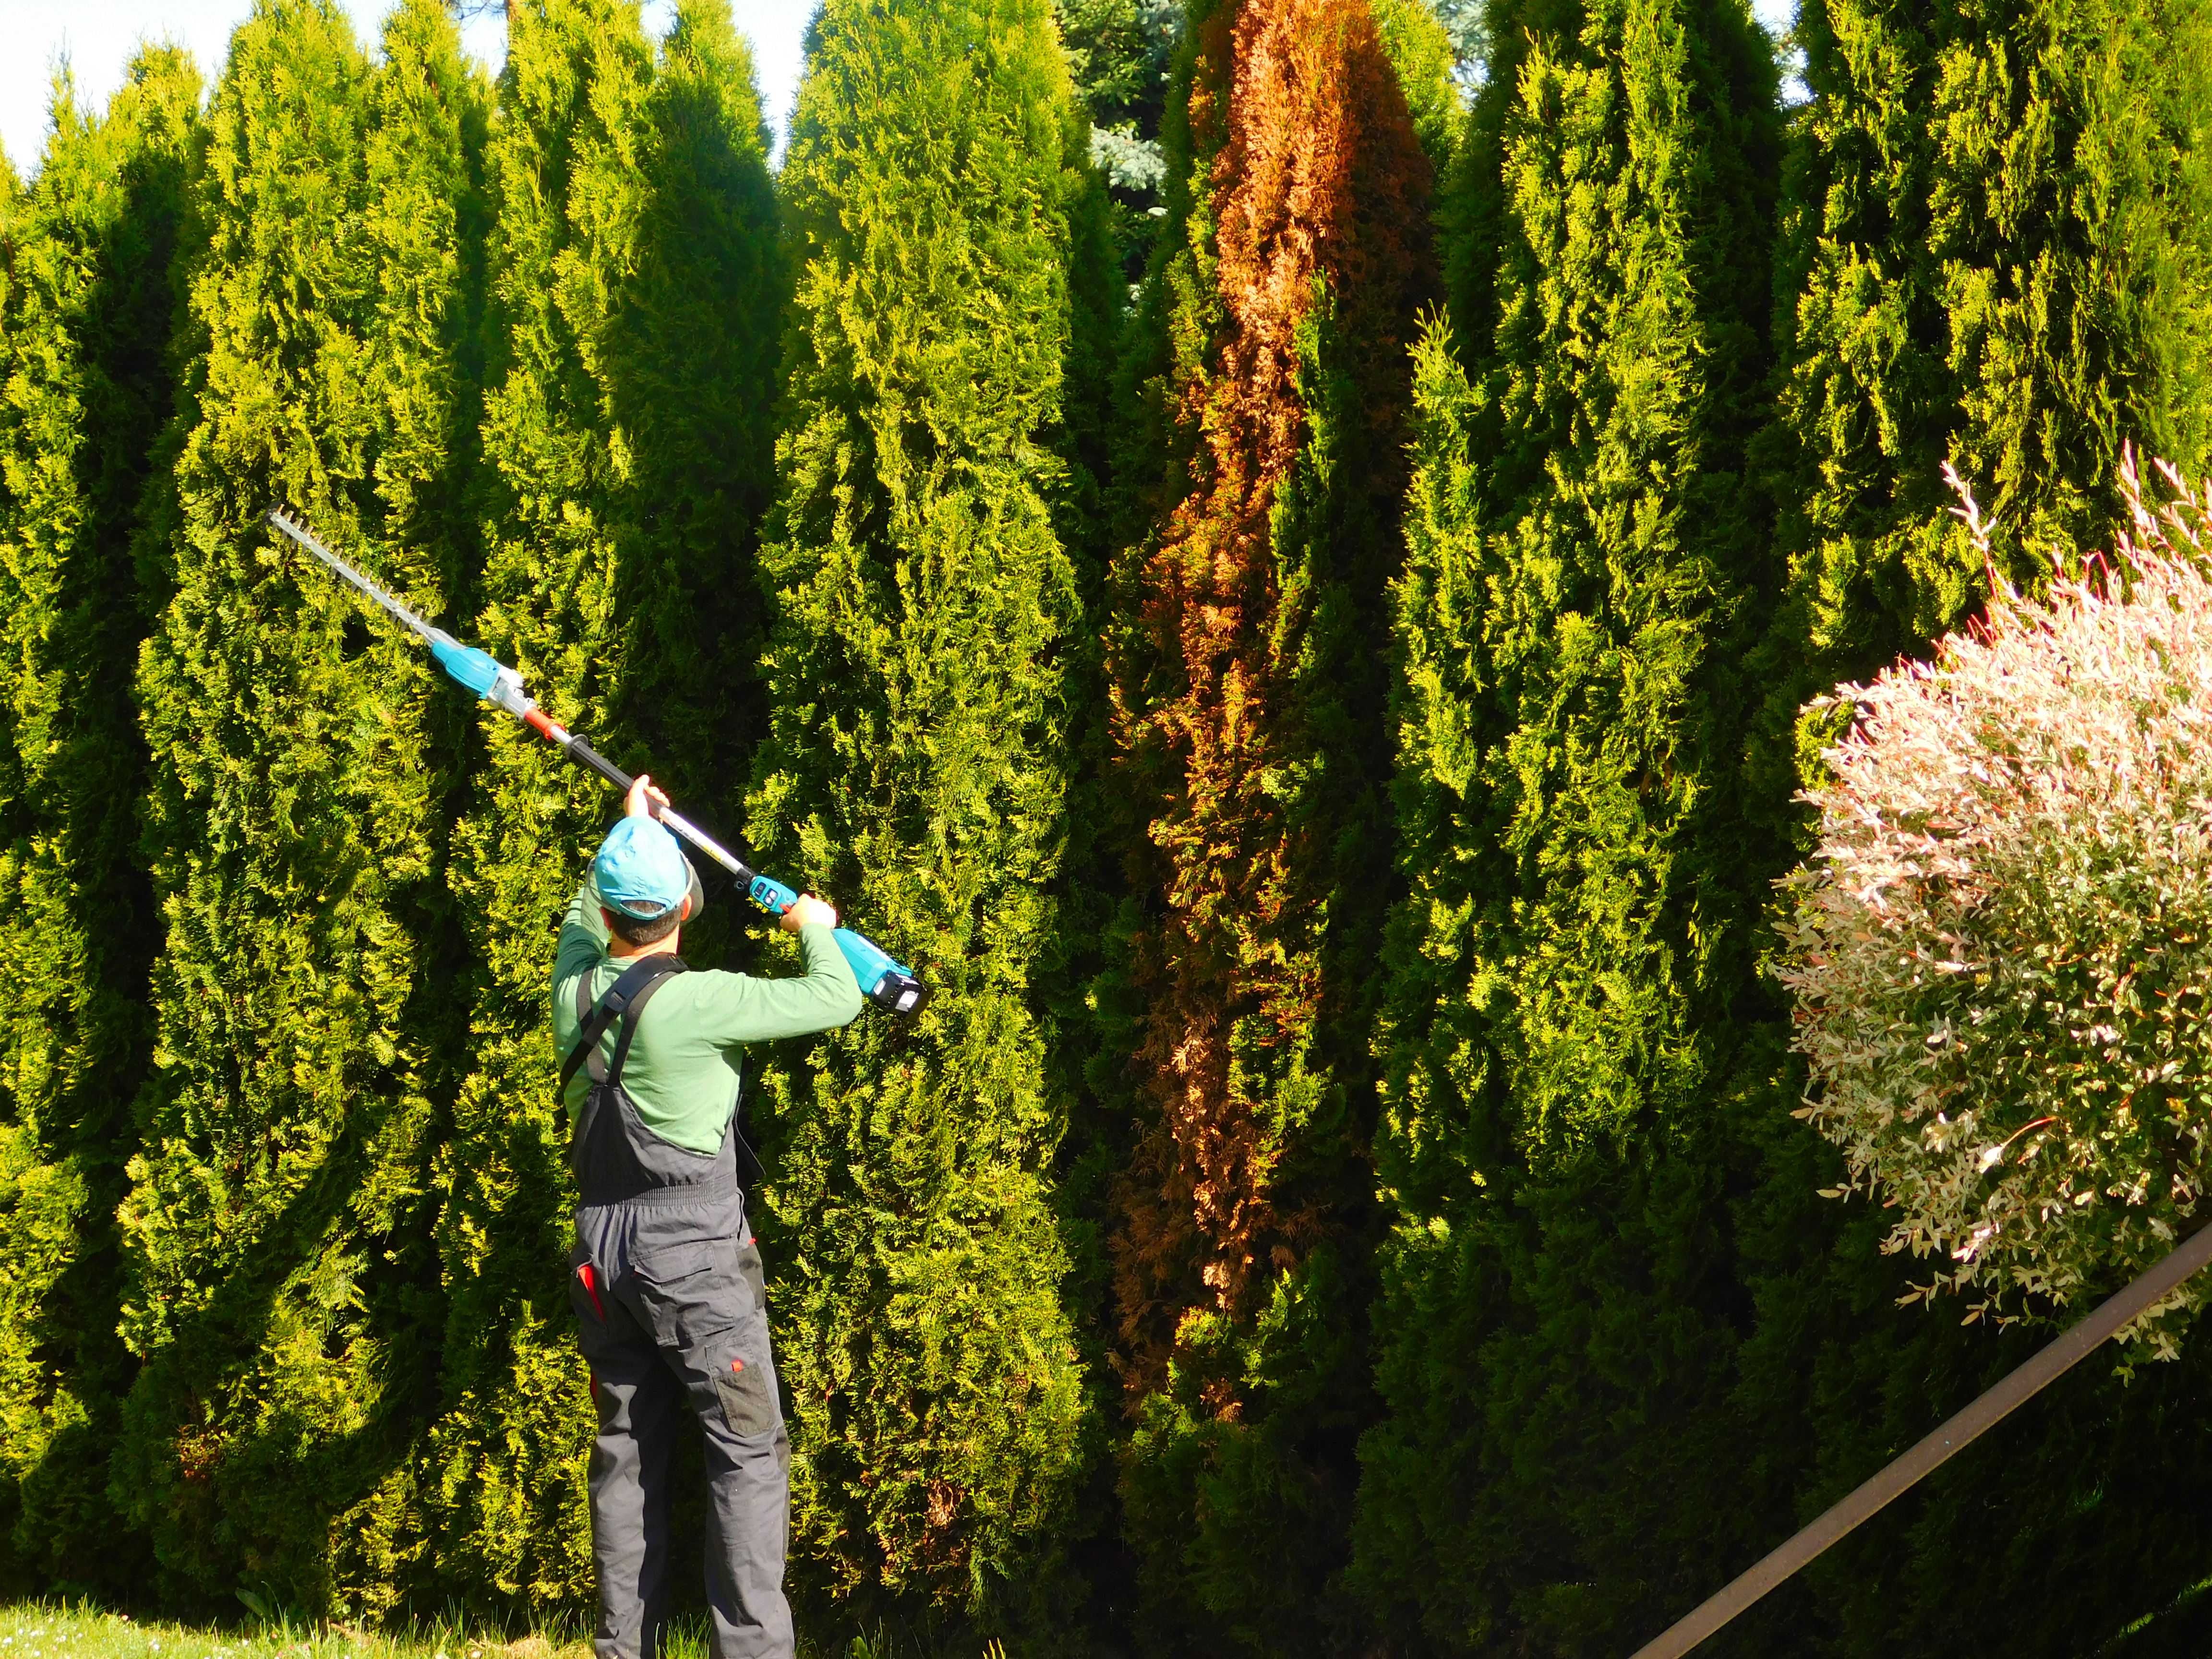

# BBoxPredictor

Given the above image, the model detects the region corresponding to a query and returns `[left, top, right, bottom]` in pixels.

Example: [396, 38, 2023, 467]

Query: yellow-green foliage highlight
[0, 48, 201, 1594]
[118, 0, 486, 1612]
[425, 0, 782, 1613]
[1357, 0, 1788, 1647]
[1766, 0, 2212, 744]
[743, 0, 1098, 1628]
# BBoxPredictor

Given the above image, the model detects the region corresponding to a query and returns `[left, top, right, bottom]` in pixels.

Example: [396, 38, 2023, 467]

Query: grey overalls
[564, 956, 793, 1659]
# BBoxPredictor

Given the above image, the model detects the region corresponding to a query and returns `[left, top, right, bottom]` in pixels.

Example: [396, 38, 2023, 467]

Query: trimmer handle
[747, 876, 927, 1016]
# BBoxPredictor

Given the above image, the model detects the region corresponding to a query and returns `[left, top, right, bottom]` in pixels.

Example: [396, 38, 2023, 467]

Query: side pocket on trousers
[713, 1352, 778, 1438]
[736, 1234, 768, 1314]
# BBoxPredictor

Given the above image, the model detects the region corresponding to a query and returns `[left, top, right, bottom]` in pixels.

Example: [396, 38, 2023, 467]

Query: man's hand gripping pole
[267, 507, 926, 1016]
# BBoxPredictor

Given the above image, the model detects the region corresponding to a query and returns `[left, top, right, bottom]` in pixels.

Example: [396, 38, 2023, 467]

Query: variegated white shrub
[1779, 456, 2212, 1355]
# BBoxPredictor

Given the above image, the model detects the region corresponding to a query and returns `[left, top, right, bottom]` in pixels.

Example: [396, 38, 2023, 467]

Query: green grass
[0, 1605, 589, 1659]
[0, 1606, 1004, 1659]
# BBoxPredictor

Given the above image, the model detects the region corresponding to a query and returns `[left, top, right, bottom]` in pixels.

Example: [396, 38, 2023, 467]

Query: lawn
[0, 1604, 993, 1659]
[0, 1606, 589, 1659]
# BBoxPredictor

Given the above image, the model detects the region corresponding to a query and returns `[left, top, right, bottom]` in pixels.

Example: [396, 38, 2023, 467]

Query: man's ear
[680, 895, 693, 922]
[601, 907, 618, 930]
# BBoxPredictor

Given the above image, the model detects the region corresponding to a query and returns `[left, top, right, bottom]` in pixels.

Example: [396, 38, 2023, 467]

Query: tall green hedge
[1354, 0, 1785, 1650]
[116, 0, 484, 1613]
[1718, 2, 2212, 1653]
[426, 0, 780, 1611]
[0, 49, 201, 1594]
[1765, 0, 2212, 729]
[741, 0, 1097, 1630]
[10, 0, 2212, 1643]
[1100, 0, 1443, 1647]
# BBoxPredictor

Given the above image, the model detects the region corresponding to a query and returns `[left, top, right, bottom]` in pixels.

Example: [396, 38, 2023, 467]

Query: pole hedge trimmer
[267, 506, 926, 1017]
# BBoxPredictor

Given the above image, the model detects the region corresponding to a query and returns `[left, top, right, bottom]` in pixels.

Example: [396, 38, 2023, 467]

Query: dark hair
[607, 907, 682, 948]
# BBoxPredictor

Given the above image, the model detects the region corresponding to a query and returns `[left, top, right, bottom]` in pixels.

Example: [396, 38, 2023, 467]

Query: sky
[0, 0, 817, 176]
[0, 0, 1801, 184]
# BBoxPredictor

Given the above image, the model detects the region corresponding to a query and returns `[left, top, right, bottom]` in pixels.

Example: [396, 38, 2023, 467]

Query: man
[555, 773, 863, 1659]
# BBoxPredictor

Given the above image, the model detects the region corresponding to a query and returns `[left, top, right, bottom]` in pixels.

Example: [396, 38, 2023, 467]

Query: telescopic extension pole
[267, 506, 926, 1016]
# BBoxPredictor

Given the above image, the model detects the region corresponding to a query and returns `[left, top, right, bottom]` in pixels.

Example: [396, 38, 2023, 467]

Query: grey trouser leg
[583, 1317, 682, 1659]
[572, 1204, 794, 1659]
[695, 1297, 793, 1659]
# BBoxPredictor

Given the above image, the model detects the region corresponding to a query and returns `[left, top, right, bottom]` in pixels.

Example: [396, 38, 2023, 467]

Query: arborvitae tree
[0, 50, 200, 1594]
[427, 0, 779, 1612]
[1056, 0, 1456, 287]
[1353, 0, 1785, 1649]
[606, 2, 781, 775]
[1762, 0, 2212, 745]
[736, 0, 1098, 1632]
[1381, 0, 1466, 171]
[1101, 0, 1441, 1646]
[114, 0, 485, 1612]
[1715, 4, 2212, 1653]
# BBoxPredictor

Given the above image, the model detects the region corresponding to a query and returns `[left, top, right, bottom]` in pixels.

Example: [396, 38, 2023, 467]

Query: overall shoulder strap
[600, 961, 685, 1091]
[560, 955, 689, 1095]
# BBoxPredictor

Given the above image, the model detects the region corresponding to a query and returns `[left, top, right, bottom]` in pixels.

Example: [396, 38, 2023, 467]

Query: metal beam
[1630, 1222, 2212, 1659]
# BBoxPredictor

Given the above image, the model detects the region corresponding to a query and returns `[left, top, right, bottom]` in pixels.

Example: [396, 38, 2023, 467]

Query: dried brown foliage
[1108, 0, 1435, 1407]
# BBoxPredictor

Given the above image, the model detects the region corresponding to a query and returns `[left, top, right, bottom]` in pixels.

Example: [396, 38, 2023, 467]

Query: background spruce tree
[114, 0, 485, 1612]
[1352, 0, 1786, 1650]
[0, 49, 200, 1595]
[741, 0, 1097, 1630]
[1099, 0, 1442, 1647]
[1055, 0, 1183, 281]
[1717, 2, 2212, 1652]
[426, 0, 779, 1612]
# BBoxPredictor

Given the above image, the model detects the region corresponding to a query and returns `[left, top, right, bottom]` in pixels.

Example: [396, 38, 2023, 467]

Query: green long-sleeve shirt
[551, 882, 864, 1153]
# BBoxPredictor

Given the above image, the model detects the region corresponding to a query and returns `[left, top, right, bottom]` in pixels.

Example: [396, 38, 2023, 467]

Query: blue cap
[592, 817, 696, 921]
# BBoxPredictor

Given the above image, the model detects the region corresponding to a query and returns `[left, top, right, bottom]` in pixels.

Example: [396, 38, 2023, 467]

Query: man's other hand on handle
[780, 894, 838, 933]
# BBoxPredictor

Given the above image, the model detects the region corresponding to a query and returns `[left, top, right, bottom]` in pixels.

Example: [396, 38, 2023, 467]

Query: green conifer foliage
[1056, 0, 1182, 280]
[427, 0, 779, 1611]
[0, 51, 200, 1592]
[1712, 4, 2212, 1650]
[1058, 0, 1178, 128]
[741, 0, 1094, 1625]
[115, 0, 486, 1611]
[1354, 0, 1784, 1648]
[1101, 0, 1440, 1645]
[1768, 0, 2212, 725]
[1377, 0, 1466, 170]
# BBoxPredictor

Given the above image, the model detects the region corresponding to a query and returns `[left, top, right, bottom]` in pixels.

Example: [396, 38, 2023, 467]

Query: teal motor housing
[432, 637, 505, 699]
